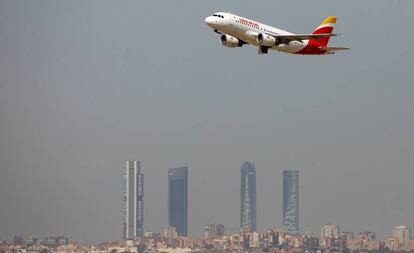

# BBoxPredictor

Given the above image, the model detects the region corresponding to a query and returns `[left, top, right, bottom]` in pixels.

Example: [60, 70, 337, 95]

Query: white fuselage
[205, 12, 309, 53]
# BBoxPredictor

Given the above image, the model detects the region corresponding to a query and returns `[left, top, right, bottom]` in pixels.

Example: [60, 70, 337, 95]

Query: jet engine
[257, 33, 276, 47]
[221, 34, 241, 48]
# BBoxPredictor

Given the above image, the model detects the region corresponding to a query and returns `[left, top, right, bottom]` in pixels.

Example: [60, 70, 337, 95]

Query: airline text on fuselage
[239, 18, 259, 28]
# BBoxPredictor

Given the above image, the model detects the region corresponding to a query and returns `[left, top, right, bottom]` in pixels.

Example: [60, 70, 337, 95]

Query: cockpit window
[213, 14, 224, 18]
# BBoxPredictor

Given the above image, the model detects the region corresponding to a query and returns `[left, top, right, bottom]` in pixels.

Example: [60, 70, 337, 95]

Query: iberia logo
[239, 18, 259, 28]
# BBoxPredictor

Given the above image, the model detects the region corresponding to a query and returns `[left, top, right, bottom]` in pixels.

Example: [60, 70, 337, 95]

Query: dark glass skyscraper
[122, 160, 144, 239]
[283, 170, 299, 234]
[240, 161, 256, 231]
[168, 167, 188, 236]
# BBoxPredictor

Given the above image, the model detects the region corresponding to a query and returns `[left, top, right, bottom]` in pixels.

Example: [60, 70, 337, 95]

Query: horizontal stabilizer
[320, 46, 350, 51]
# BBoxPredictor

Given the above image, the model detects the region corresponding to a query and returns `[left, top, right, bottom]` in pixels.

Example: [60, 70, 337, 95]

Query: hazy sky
[1, 0, 414, 243]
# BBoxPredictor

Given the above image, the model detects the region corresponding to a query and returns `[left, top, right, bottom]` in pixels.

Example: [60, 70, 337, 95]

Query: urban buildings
[283, 170, 299, 234]
[122, 160, 144, 239]
[240, 161, 257, 232]
[321, 224, 340, 238]
[320, 224, 341, 248]
[203, 223, 225, 239]
[163, 227, 178, 240]
[358, 231, 376, 241]
[12, 236, 68, 247]
[343, 231, 379, 252]
[393, 225, 411, 247]
[168, 167, 188, 237]
[6, 225, 414, 253]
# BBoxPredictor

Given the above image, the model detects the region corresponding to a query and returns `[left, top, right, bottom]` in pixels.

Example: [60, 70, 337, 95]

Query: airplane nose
[205, 16, 215, 27]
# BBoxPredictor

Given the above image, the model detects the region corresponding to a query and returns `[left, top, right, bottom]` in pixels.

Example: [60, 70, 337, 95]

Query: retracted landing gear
[258, 46, 269, 54]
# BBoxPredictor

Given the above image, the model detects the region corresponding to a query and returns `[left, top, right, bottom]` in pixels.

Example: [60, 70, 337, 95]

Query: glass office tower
[123, 160, 144, 239]
[168, 167, 188, 236]
[240, 161, 256, 231]
[283, 170, 299, 234]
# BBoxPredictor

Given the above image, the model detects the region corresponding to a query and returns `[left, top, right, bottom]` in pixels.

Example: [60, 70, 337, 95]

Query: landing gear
[258, 46, 269, 54]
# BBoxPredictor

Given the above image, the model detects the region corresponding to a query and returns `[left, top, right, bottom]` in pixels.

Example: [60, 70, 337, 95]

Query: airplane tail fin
[312, 16, 336, 46]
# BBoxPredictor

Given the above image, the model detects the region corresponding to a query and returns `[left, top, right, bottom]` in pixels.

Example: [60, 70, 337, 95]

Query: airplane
[205, 12, 349, 55]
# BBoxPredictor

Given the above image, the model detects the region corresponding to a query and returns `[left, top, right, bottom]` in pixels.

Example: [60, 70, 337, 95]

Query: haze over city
[1, 0, 414, 244]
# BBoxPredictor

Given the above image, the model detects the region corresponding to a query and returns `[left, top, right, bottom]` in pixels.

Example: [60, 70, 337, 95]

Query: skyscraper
[240, 161, 256, 231]
[122, 160, 144, 239]
[168, 167, 188, 236]
[283, 170, 299, 234]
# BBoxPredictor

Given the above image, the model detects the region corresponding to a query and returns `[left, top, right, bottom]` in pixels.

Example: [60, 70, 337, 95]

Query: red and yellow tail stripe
[319, 16, 337, 27]
[312, 16, 336, 46]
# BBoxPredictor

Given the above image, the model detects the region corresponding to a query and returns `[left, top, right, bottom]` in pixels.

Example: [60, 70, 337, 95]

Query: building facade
[240, 161, 257, 231]
[393, 225, 411, 247]
[123, 160, 144, 239]
[203, 223, 225, 239]
[321, 224, 340, 238]
[168, 167, 188, 236]
[283, 170, 299, 234]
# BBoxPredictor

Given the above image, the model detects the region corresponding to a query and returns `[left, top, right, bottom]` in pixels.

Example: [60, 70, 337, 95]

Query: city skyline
[1, 0, 414, 243]
[4, 224, 414, 253]
[7, 223, 412, 242]
[116, 162, 414, 243]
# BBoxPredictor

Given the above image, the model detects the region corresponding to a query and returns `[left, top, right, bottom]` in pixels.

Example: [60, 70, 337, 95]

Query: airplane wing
[274, 33, 337, 42]
[320, 46, 350, 51]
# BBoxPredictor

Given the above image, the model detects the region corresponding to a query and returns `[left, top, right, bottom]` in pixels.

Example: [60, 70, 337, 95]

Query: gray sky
[1, 0, 414, 243]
